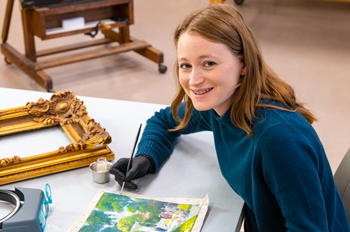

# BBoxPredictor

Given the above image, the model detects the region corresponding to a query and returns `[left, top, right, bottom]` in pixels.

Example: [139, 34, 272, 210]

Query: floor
[1, 0, 350, 174]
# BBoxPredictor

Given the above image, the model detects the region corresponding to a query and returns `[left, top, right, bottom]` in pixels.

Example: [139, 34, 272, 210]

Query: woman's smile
[191, 88, 214, 96]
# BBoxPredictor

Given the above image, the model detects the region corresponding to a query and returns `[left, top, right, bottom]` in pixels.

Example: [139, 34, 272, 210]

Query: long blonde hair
[171, 4, 316, 136]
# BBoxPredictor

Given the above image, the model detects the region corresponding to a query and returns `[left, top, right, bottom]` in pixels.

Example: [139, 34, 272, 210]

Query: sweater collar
[212, 108, 233, 124]
[212, 108, 247, 136]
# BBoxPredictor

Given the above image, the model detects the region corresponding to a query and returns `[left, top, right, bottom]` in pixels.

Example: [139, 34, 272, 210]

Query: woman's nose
[189, 68, 204, 86]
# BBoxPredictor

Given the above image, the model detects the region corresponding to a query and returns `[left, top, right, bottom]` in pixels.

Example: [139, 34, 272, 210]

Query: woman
[109, 4, 350, 231]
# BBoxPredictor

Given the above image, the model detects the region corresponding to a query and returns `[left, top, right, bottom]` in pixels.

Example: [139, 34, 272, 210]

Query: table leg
[1, 0, 15, 43]
[1, 43, 53, 91]
[21, 10, 37, 62]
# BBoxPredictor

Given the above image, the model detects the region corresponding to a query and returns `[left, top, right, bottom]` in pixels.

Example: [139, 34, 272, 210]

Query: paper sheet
[68, 190, 209, 232]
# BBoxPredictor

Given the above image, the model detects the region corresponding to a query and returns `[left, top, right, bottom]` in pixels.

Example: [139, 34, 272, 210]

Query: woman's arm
[135, 102, 211, 172]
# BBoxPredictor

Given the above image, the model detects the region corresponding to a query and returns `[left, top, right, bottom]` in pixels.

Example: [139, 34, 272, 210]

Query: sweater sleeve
[135, 102, 211, 172]
[259, 123, 329, 231]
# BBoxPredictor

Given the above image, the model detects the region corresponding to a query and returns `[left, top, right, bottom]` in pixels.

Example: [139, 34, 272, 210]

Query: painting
[69, 190, 209, 232]
[0, 91, 114, 185]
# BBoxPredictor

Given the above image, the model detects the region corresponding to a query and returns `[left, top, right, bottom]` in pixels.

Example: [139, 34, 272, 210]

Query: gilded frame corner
[0, 91, 114, 185]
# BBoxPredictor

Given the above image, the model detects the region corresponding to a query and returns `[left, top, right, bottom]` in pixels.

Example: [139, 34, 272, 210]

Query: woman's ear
[240, 57, 246, 76]
[241, 66, 246, 76]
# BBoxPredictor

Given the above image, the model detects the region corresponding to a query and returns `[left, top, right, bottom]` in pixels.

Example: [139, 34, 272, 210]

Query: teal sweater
[135, 100, 350, 231]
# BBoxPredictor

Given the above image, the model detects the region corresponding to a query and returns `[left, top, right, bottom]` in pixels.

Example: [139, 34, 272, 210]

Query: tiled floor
[1, 0, 350, 175]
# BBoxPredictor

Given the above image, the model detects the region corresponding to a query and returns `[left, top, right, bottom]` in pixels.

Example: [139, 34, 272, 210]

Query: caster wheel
[4, 57, 12, 65]
[234, 0, 244, 5]
[158, 64, 167, 74]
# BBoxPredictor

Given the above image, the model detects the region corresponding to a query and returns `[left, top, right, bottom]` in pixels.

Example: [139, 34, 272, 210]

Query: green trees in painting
[117, 214, 142, 231]
[78, 209, 117, 232]
[79, 193, 164, 232]
[95, 192, 132, 213]
[78, 193, 201, 232]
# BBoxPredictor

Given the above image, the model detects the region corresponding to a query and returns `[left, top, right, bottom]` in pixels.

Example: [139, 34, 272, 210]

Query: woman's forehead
[177, 33, 233, 58]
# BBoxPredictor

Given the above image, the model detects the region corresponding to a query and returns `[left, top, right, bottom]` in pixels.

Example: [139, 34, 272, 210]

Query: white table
[0, 87, 244, 232]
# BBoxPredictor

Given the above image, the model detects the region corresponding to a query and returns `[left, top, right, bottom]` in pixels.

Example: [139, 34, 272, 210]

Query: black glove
[109, 155, 155, 189]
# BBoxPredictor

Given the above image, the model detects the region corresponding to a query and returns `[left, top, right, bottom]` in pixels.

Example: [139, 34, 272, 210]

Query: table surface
[0, 87, 244, 232]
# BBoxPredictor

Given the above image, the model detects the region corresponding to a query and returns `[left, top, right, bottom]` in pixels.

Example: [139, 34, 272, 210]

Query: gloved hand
[109, 155, 155, 189]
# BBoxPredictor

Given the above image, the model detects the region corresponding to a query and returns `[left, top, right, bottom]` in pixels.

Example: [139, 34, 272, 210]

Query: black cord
[84, 21, 101, 38]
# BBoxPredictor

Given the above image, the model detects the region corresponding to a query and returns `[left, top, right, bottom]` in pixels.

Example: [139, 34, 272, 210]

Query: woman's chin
[192, 103, 212, 112]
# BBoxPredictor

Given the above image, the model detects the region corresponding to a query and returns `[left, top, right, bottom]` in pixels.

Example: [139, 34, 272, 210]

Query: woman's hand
[109, 155, 155, 189]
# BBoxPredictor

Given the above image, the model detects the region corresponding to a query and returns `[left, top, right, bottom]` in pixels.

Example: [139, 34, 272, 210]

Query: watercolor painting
[77, 192, 203, 232]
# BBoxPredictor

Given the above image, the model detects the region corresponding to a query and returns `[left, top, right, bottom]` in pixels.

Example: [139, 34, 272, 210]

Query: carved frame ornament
[0, 91, 114, 185]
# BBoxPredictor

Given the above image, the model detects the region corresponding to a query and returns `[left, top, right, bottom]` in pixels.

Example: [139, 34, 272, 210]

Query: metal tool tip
[120, 182, 125, 195]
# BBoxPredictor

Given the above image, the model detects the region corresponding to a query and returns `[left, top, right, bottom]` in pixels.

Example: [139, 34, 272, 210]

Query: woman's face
[177, 32, 245, 116]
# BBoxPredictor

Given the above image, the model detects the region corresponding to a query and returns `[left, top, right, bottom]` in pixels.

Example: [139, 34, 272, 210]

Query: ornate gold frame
[0, 91, 114, 185]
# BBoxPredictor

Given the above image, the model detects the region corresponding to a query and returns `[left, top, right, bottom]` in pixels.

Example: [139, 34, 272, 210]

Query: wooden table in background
[1, 0, 167, 91]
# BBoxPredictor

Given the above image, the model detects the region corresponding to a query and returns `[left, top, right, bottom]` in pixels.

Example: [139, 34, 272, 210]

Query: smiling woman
[177, 32, 245, 116]
[108, 4, 350, 232]
[170, 4, 318, 135]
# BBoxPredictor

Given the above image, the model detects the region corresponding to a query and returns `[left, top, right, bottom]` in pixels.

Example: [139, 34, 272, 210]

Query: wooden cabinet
[31, 0, 133, 39]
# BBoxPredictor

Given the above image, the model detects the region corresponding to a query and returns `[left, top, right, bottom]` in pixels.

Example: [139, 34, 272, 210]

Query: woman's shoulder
[256, 99, 309, 123]
[253, 101, 323, 162]
[253, 99, 315, 138]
